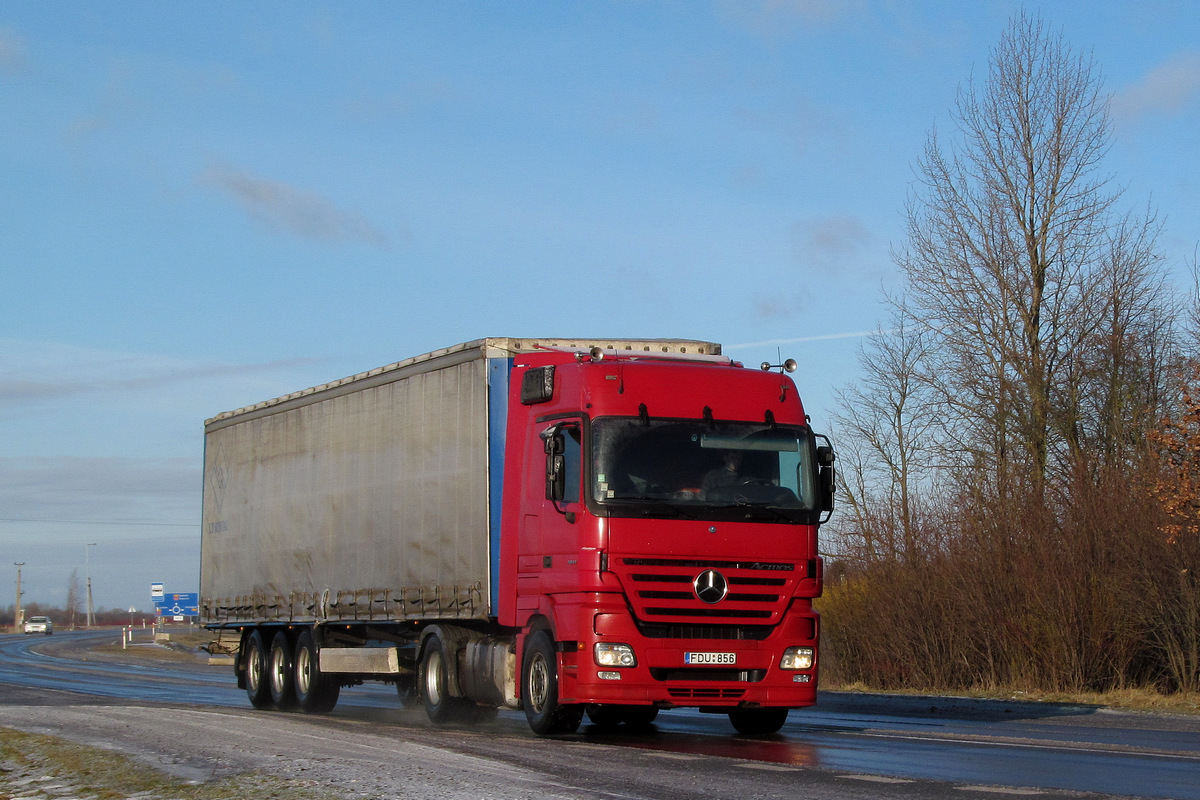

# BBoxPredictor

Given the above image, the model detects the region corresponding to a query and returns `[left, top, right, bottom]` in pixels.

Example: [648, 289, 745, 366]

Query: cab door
[516, 419, 585, 599]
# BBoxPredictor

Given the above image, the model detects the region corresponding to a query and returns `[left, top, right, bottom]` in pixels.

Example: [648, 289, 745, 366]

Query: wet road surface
[1, 630, 1198, 799]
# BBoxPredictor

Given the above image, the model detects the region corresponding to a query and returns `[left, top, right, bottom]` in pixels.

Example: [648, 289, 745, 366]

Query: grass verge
[829, 682, 1200, 715]
[0, 727, 338, 800]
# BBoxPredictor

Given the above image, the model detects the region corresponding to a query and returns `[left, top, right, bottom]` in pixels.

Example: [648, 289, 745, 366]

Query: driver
[702, 450, 745, 493]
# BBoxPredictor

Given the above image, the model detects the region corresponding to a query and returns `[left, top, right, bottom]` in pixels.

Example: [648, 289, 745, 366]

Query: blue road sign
[152, 591, 199, 616]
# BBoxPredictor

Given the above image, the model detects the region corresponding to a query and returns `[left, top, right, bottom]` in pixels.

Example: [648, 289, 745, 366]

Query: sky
[2, 1, 1199, 613]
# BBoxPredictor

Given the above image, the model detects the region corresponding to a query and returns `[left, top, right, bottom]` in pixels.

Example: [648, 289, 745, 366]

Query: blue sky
[3, 1, 1198, 612]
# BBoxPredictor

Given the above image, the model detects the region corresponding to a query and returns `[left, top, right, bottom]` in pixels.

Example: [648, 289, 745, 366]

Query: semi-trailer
[200, 337, 834, 735]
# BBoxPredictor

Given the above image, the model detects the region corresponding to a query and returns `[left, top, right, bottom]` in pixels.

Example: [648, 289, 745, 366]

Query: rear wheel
[728, 707, 788, 735]
[269, 631, 298, 710]
[293, 630, 339, 713]
[243, 630, 272, 709]
[420, 636, 478, 725]
[522, 630, 583, 736]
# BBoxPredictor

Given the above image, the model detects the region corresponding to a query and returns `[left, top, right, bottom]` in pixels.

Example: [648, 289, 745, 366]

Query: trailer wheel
[243, 630, 272, 709]
[268, 631, 298, 710]
[420, 636, 474, 725]
[293, 630, 339, 713]
[728, 707, 788, 735]
[522, 631, 583, 736]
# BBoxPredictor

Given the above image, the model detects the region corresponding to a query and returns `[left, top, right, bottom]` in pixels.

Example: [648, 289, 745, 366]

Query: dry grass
[827, 682, 1200, 715]
[0, 726, 337, 800]
[90, 629, 227, 665]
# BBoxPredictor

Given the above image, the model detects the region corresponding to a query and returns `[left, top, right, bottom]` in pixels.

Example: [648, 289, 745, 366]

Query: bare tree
[832, 311, 940, 564]
[893, 10, 1168, 502]
[65, 568, 83, 630]
[823, 12, 1185, 694]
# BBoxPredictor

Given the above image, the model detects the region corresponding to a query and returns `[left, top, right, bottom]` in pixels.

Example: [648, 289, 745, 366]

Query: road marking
[844, 728, 1200, 762]
[739, 763, 801, 772]
[838, 774, 914, 784]
[647, 752, 703, 761]
[956, 786, 1043, 795]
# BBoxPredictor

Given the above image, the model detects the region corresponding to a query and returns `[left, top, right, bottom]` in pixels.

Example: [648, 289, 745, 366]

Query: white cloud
[0, 338, 318, 411]
[792, 214, 873, 267]
[1111, 51, 1200, 123]
[0, 339, 322, 609]
[0, 26, 27, 75]
[0, 456, 198, 525]
[202, 161, 394, 248]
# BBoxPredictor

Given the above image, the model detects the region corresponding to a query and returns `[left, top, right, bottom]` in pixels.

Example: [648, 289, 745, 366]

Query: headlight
[594, 642, 637, 668]
[780, 646, 814, 670]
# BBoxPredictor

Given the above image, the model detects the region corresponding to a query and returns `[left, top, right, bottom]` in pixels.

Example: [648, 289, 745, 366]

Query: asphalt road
[1, 630, 1198, 799]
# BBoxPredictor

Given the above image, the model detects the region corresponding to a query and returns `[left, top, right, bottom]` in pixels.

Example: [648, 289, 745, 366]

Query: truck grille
[651, 668, 767, 683]
[667, 688, 746, 700]
[617, 557, 797, 627]
[636, 623, 773, 640]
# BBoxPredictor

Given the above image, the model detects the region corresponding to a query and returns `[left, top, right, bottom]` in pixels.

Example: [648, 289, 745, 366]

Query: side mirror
[542, 426, 566, 502]
[816, 444, 836, 514]
[547, 454, 566, 502]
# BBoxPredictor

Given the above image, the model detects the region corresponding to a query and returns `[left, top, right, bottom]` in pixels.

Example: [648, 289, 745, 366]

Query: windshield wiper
[715, 498, 797, 522]
[619, 496, 699, 520]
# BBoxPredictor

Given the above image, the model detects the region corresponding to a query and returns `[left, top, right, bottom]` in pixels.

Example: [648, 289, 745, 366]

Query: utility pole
[85, 543, 97, 628]
[14, 563, 25, 634]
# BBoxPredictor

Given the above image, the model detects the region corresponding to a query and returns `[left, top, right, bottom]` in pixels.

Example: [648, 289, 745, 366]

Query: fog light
[780, 646, 814, 670]
[595, 642, 637, 668]
[598, 671, 622, 680]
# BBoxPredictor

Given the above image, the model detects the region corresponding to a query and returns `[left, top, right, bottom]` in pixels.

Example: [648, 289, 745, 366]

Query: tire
[396, 676, 422, 708]
[293, 630, 339, 713]
[268, 631, 298, 710]
[420, 635, 475, 725]
[586, 704, 659, 731]
[522, 630, 583, 736]
[728, 707, 789, 735]
[243, 629, 273, 709]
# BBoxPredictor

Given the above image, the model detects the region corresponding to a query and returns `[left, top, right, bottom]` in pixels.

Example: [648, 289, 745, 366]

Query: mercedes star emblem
[693, 569, 729, 604]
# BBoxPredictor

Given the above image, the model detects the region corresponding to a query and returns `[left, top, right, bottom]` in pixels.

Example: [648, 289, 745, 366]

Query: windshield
[591, 417, 821, 522]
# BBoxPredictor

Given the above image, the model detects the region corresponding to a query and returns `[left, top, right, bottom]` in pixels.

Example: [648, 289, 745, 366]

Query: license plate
[684, 652, 736, 665]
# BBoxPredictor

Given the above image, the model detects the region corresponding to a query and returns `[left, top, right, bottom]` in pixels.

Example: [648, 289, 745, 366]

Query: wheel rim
[271, 643, 288, 693]
[247, 644, 262, 691]
[527, 651, 549, 714]
[296, 647, 312, 696]
[424, 648, 444, 707]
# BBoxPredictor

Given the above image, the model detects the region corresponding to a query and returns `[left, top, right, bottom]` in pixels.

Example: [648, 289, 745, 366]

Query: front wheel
[728, 707, 789, 735]
[522, 630, 583, 736]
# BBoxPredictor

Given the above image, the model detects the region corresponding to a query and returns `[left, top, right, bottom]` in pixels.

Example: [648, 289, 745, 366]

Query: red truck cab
[499, 346, 833, 734]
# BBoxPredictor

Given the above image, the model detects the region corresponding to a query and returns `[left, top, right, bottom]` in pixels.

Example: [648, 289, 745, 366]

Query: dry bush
[821, 457, 1199, 694]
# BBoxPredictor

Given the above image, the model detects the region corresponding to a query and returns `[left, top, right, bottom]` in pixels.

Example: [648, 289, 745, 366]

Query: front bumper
[557, 598, 819, 709]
